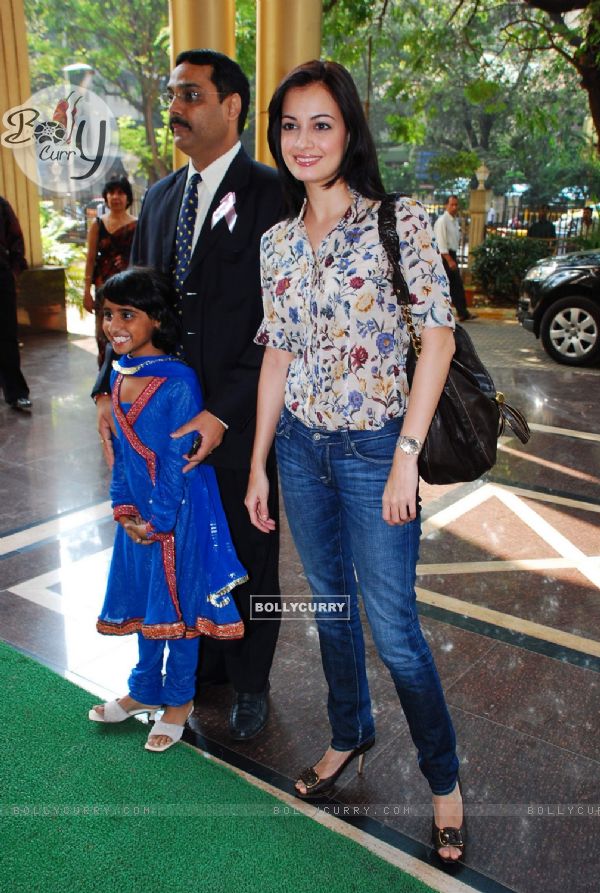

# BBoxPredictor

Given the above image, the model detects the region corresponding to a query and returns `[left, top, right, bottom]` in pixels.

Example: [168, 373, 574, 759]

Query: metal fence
[485, 220, 599, 256]
[424, 203, 599, 263]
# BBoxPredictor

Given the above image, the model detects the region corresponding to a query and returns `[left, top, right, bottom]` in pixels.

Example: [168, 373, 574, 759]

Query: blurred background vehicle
[518, 250, 600, 366]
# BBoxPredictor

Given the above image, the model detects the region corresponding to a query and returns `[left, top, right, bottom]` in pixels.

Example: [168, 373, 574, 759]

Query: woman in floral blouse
[245, 61, 464, 864]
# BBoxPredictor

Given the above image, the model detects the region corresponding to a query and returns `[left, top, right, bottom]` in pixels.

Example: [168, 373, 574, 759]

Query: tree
[323, 0, 600, 154]
[321, 0, 599, 200]
[25, 0, 171, 182]
[509, 1, 600, 154]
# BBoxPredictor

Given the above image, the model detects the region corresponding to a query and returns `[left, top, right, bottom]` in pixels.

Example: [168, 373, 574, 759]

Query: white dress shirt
[433, 210, 460, 255]
[183, 141, 241, 252]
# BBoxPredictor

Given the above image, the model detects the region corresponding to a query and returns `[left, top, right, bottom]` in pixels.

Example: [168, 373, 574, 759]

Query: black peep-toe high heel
[294, 738, 375, 800]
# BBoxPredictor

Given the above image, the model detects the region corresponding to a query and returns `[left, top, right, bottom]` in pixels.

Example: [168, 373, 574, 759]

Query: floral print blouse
[256, 191, 454, 430]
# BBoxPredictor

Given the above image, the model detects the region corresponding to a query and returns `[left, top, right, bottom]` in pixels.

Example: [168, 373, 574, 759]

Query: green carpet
[1, 641, 436, 893]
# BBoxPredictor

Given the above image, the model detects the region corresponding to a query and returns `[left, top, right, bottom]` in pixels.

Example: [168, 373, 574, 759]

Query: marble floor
[1, 320, 599, 893]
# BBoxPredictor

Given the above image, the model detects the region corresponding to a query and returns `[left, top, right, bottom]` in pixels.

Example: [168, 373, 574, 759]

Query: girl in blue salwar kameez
[88, 268, 246, 752]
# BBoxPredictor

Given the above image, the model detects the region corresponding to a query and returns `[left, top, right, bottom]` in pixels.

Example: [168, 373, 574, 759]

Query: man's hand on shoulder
[171, 410, 227, 472]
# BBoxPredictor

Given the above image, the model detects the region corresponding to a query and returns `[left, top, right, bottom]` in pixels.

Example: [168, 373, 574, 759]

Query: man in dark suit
[94, 49, 283, 740]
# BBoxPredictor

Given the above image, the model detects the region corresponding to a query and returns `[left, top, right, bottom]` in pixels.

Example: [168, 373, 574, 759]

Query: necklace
[112, 355, 177, 375]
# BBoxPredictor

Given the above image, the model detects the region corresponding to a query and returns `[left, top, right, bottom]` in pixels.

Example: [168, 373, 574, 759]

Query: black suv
[518, 250, 600, 366]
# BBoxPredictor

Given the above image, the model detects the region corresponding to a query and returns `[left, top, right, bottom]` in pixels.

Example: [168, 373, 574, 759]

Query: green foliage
[25, 0, 170, 182]
[385, 113, 426, 147]
[463, 79, 506, 115]
[24, 0, 600, 200]
[575, 230, 600, 250]
[235, 0, 257, 82]
[321, 0, 596, 201]
[39, 202, 78, 267]
[427, 151, 480, 187]
[39, 202, 86, 308]
[471, 235, 554, 304]
[117, 112, 172, 181]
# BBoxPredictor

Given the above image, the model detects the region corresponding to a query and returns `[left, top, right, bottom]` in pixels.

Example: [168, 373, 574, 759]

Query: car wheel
[540, 296, 600, 366]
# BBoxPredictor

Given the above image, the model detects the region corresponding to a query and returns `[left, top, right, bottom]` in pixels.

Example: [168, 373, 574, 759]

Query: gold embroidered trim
[113, 375, 166, 485]
[127, 377, 165, 426]
[141, 621, 186, 639]
[96, 618, 144, 636]
[113, 504, 139, 521]
[207, 574, 249, 606]
[96, 618, 243, 640]
[159, 535, 182, 620]
[195, 619, 245, 640]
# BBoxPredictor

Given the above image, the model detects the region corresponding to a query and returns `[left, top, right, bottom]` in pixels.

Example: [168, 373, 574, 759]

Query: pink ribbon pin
[211, 191, 237, 232]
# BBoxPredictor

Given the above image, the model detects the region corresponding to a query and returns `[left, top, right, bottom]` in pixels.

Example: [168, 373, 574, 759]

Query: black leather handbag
[378, 196, 530, 485]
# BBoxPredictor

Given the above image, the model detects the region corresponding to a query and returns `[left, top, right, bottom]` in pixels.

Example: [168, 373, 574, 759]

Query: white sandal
[145, 707, 193, 752]
[88, 698, 160, 723]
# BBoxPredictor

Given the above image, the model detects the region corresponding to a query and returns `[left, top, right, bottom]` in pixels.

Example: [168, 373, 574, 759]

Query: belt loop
[341, 429, 352, 455]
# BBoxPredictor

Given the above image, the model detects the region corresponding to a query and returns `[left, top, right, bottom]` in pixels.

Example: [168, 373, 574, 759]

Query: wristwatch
[396, 435, 423, 456]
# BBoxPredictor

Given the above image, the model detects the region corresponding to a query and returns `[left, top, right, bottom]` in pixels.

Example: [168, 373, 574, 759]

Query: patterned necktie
[173, 172, 201, 305]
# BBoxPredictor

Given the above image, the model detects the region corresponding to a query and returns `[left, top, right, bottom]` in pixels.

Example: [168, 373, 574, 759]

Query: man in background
[433, 195, 477, 322]
[527, 205, 556, 240]
[580, 206, 594, 238]
[0, 196, 31, 412]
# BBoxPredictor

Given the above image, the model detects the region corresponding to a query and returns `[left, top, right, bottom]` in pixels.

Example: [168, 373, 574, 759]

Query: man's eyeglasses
[161, 88, 226, 107]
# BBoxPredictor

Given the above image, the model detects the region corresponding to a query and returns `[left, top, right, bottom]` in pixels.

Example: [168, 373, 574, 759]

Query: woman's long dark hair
[97, 267, 181, 354]
[267, 60, 386, 218]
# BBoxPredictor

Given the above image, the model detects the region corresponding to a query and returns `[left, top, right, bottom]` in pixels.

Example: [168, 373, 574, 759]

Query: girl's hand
[121, 517, 154, 545]
[245, 466, 276, 533]
[382, 452, 419, 525]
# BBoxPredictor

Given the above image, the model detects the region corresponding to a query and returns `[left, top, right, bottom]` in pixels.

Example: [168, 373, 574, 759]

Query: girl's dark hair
[267, 60, 386, 217]
[96, 267, 181, 354]
[102, 176, 134, 208]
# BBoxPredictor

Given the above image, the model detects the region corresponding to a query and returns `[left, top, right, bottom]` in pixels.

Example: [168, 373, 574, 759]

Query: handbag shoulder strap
[377, 194, 421, 355]
[378, 195, 411, 305]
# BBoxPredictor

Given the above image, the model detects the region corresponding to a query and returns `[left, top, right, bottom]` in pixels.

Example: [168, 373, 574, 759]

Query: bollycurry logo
[1, 86, 118, 194]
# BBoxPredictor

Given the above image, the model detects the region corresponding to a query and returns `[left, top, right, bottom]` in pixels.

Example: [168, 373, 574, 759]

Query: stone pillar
[468, 187, 488, 269]
[255, 0, 323, 166]
[0, 0, 43, 266]
[168, 0, 236, 169]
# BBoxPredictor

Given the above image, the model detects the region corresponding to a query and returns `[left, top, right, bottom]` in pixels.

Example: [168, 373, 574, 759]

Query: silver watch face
[398, 436, 421, 455]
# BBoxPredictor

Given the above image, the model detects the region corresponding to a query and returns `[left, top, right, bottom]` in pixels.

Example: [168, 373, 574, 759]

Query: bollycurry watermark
[1, 85, 118, 194]
[3, 802, 599, 819]
[250, 595, 350, 620]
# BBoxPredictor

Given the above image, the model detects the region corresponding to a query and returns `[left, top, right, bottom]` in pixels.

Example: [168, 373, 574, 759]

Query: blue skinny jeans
[276, 408, 459, 795]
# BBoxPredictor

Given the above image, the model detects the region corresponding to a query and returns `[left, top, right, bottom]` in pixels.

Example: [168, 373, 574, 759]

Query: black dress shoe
[10, 397, 32, 412]
[229, 688, 269, 741]
[458, 312, 478, 322]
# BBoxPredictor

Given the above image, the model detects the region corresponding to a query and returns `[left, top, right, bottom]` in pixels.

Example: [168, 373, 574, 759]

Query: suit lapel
[160, 168, 187, 270]
[188, 148, 252, 270]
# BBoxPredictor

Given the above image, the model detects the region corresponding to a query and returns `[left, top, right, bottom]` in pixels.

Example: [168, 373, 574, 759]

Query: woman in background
[84, 176, 137, 366]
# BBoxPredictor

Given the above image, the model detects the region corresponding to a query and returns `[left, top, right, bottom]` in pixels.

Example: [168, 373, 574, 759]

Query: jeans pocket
[348, 430, 398, 464]
[275, 410, 289, 438]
